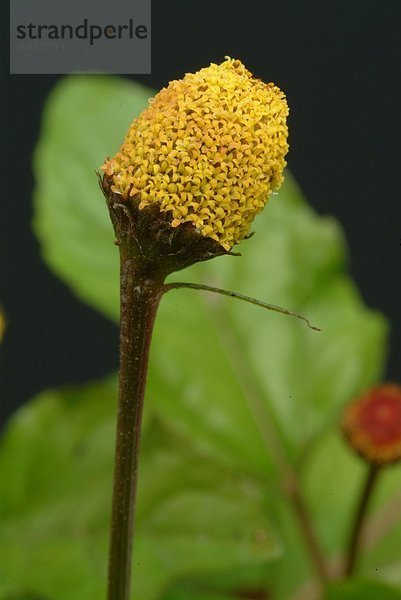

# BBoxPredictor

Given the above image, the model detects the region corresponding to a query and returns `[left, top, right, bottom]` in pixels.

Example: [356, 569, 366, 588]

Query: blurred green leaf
[165, 593, 231, 600]
[164, 564, 272, 599]
[323, 579, 401, 599]
[275, 433, 401, 599]
[151, 175, 388, 468]
[33, 75, 149, 321]
[34, 74, 388, 463]
[29, 74, 397, 597]
[0, 378, 279, 600]
[164, 589, 243, 600]
[2, 595, 50, 600]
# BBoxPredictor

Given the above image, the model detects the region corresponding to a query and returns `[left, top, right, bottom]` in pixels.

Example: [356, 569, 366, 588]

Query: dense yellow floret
[102, 58, 289, 250]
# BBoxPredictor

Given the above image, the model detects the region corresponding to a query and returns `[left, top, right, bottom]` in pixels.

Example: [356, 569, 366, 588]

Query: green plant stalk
[344, 464, 380, 577]
[107, 250, 164, 600]
[284, 474, 330, 585]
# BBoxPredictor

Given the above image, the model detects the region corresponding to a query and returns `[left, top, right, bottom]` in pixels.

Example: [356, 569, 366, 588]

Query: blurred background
[1, 0, 401, 424]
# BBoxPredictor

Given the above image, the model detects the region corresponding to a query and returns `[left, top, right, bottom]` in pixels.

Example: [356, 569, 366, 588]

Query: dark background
[1, 0, 400, 425]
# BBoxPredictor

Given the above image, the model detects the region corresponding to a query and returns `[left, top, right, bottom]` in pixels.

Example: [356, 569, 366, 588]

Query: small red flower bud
[342, 384, 401, 466]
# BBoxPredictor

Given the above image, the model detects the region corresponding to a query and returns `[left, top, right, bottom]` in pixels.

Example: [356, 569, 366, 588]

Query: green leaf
[34, 74, 387, 462]
[151, 174, 387, 468]
[324, 579, 401, 600]
[1, 595, 50, 600]
[164, 565, 272, 600]
[275, 432, 401, 599]
[0, 378, 279, 600]
[33, 75, 152, 321]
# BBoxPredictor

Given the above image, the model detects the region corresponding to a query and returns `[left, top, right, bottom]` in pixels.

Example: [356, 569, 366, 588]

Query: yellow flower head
[102, 58, 289, 250]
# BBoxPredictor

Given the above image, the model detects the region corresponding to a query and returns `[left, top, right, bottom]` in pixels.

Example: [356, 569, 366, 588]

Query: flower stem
[344, 464, 380, 577]
[107, 254, 164, 600]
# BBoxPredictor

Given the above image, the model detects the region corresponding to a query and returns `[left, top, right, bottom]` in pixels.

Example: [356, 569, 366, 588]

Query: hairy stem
[344, 464, 380, 577]
[107, 256, 164, 600]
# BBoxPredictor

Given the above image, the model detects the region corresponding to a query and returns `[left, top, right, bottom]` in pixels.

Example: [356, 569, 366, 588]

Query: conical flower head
[342, 384, 401, 466]
[102, 58, 289, 251]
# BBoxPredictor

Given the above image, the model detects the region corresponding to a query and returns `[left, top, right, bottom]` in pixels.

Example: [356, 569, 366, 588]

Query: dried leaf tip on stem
[164, 282, 321, 332]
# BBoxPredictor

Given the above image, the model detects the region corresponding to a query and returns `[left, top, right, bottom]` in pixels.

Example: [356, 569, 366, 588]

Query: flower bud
[101, 57, 288, 262]
[342, 384, 401, 466]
